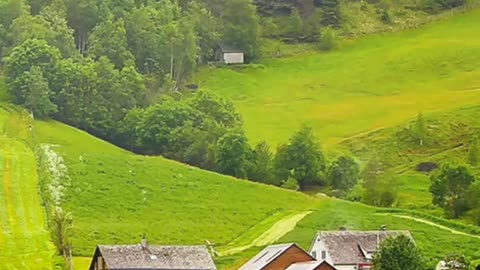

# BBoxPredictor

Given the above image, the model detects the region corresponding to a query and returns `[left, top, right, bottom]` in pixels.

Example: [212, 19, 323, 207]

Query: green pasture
[34, 119, 317, 256]
[197, 8, 480, 149]
[0, 108, 53, 269]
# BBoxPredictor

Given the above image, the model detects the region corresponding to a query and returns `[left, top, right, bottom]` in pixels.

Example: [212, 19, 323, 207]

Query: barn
[215, 43, 245, 64]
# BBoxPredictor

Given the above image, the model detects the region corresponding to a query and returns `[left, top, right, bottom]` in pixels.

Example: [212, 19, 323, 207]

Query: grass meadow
[34, 116, 480, 269]
[0, 106, 54, 269]
[197, 8, 480, 150]
[34, 119, 317, 256]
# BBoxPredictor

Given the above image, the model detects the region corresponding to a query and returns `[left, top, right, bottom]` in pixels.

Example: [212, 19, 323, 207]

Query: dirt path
[219, 211, 312, 256]
[0, 137, 53, 269]
[377, 213, 480, 239]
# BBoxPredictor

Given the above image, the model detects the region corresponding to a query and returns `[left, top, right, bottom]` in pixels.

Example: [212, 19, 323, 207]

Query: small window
[312, 251, 317, 259]
[321, 250, 326, 260]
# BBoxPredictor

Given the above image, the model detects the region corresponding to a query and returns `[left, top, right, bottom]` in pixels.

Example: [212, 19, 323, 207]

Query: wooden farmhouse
[215, 43, 245, 64]
[240, 243, 336, 270]
[88, 240, 217, 270]
[309, 230, 413, 270]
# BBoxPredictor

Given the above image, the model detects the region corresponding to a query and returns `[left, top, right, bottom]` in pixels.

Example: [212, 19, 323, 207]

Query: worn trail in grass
[377, 213, 480, 239]
[219, 211, 312, 255]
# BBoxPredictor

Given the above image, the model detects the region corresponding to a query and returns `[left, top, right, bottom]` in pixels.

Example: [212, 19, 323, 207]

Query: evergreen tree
[411, 112, 428, 146]
[320, 0, 341, 28]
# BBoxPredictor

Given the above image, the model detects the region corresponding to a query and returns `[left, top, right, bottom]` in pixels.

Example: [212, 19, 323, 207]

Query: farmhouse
[309, 230, 413, 270]
[88, 240, 217, 270]
[240, 243, 336, 270]
[215, 43, 245, 64]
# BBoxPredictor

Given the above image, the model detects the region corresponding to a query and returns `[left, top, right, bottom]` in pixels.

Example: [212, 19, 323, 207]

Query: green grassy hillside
[0, 106, 54, 269]
[340, 105, 480, 210]
[197, 8, 480, 150]
[34, 119, 317, 256]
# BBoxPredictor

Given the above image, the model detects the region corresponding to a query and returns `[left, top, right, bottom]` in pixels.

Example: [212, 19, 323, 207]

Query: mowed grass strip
[34, 120, 317, 256]
[197, 8, 480, 149]
[0, 137, 53, 269]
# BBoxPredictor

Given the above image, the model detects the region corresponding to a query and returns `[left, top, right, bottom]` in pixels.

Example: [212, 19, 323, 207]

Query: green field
[34, 119, 317, 256]
[33, 113, 480, 269]
[197, 8, 480, 149]
[0, 106, 54, 269]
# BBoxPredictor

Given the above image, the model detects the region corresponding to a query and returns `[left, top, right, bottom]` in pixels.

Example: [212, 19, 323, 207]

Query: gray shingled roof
[315, 231, 412, 265]
[240, 243, 298, 270]
[98, 245, 217, 270]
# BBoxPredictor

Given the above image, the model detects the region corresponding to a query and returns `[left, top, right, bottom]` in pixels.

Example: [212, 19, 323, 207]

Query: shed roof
[240, 243, 312, 270]
[312, 231, 412, 265]
[217, 43, 243, 53]
[94, 245, 216, 270]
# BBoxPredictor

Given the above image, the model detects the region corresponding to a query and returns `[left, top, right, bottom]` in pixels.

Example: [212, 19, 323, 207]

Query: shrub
[281, 177, 300, 191]
[317, 27, 338, 51]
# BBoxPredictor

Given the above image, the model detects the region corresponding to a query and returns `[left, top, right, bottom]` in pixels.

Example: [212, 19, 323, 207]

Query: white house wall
[223, 53, 244, 64]
[310, 237, 333, 265]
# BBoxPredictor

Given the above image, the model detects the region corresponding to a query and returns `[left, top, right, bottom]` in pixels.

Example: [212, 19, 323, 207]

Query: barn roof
[240, 243, 314, 270]
[217, 43, 243, 53]
[286, 260, 336, 270]
[95, 245, 216, 270]
[312, 230, 412, 265]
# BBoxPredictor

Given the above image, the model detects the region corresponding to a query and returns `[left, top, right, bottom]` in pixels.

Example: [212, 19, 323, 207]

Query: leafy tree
[9, 13, 76, 57]
[320, 0, 342, 28]
[215, 129, 252, 178]
[361, 156, 397, 207]
[185, 1, 220, 61]
[222, 0, 261, 58]
[372, 235, 424, 270]
[187, 90, 241, 128]
[64, 0, 100, 53]
[19, 66, 57, 117]
[327, 156, 360, 191]
[250, 141, 274, 184]
[4, 39, 60, 104]
[430, 164, 475, 218]
[0, 0, 27, 29]
[410, 112, 428, 146]
[274, 125, 326, 188]
[88, 18, 134, 69]
[281, 177, 300, 191]
[467, 137, 479, 166]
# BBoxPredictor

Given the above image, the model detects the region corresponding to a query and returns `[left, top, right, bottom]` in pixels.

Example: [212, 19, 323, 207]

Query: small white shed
[215, 43, 244, 64]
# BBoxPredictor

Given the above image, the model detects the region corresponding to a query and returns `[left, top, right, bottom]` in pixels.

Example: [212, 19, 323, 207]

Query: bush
[317, 27, 338, 51]
[281, 177, 300, 191]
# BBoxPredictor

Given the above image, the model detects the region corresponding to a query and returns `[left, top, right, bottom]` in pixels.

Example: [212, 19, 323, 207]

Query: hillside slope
[197, 8, 480, 149]
[0, 106, 53, 269]
[34, 119, 317, 256]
